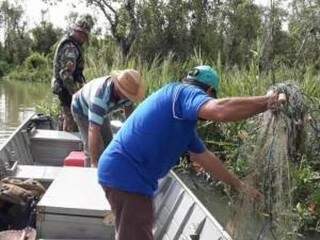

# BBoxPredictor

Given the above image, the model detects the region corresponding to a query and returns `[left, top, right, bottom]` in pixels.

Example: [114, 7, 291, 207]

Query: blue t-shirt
[98, 83, 212, 196]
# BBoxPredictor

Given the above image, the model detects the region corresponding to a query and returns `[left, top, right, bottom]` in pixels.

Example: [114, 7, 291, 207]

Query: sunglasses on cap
[188, 69, 200, 77]
[187, 69, 217, 98]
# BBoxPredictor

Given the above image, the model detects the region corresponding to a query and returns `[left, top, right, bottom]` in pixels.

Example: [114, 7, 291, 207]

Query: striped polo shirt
[71, 76, 131, 126]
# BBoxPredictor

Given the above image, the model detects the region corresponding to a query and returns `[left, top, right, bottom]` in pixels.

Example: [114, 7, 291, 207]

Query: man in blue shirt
[98, 65, 284, 240]
[71, 69, 145, 167]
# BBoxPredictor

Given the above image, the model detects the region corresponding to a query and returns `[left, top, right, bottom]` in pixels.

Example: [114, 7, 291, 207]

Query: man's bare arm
[88, 124, 105, 167]
[190, 150, 263, 200]
[199, 94, 279, 122]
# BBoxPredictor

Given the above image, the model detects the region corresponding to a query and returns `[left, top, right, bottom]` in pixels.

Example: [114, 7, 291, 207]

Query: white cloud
[0, 0, 104, 42]
[23, 0, 97, 29]
[0, 0, 289, 43]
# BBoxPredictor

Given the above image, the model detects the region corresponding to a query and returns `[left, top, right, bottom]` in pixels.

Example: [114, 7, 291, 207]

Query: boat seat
[36, 167, 113, 239]
[30, 130, 82, 166]
[64, 151, 85, 167]
[13, 165, 62, 187]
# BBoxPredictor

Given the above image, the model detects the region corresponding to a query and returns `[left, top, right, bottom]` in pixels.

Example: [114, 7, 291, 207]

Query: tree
[43, 0, 140, 57]
[258, 0, 289, 73]
[288, 0, 320, 68]
[0, 0, 32, 65]
[188, 0, 222, 61]
[31, 21, 62, 55]
[4, 30, 33, 65]
[85, 0, 140, 57]
[132, 0, 166, 59]
[221, 0, 262, 67]
[0, 42, 11, 77]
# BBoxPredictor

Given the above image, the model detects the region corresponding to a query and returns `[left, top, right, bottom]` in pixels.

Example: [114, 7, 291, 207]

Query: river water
[0, 80, 50, 145]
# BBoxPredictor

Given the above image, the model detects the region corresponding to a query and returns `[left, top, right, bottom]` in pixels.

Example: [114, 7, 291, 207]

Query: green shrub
[25, 52, 48, 70]
[7, 52, 51, 82]
[36, 98, 61, 120]
[0, 60, 11, 77]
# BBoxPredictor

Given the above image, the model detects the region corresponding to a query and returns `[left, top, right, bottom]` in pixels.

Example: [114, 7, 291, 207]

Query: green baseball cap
[187, 65, 220, 92]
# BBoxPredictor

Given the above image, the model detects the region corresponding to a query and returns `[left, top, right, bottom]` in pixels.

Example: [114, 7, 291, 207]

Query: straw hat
[113, 69, 145, 102]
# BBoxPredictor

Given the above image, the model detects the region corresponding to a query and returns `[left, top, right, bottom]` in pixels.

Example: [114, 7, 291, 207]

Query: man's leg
[103, 187, 154, 240]
[71, 112, 91, 167]
[62, 106, 77, 132]
[58, 88, 77, 132]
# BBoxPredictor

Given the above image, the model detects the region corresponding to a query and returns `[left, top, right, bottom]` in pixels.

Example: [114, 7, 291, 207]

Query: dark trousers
[103, 187, 154, 240]
[57, 88, 77, 132]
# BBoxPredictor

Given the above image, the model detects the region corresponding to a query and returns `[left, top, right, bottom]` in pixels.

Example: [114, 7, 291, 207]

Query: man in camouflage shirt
[52, 15, 94, 132]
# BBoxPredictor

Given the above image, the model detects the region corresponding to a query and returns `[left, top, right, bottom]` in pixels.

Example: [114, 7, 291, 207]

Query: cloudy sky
[22, 0, 104, 30]
[0, 0, 104, 41]
[1, 0, 287, 42]
[23, 0, 272, 27]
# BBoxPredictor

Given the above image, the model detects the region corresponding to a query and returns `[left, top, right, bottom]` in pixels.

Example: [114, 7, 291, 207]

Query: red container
[64, 151, 85, 167]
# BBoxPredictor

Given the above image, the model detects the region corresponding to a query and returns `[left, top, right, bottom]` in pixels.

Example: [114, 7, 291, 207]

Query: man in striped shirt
[71, 69, 145, 167]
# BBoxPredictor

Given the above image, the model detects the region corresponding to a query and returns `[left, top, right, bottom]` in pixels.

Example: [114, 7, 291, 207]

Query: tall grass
[5, 38, 318, 102]
[85, 43, 320, 102]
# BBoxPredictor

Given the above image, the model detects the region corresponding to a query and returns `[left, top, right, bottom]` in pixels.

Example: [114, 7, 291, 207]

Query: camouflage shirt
[51, 36, 85, 95]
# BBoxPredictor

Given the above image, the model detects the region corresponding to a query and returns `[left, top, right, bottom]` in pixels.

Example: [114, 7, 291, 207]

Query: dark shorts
[103, 187, 154, 240]
[57, 88, 72, 107]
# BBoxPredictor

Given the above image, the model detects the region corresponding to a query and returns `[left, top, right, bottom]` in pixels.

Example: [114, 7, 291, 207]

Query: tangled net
[229, 83, 312, 240]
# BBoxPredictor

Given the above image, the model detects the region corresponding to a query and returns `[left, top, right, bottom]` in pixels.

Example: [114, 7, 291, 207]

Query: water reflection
[176, 170, 320, 240]
[0, 80, 50, 144]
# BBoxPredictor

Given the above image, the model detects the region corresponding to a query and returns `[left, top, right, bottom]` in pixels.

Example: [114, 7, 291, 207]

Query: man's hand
[91, 162, 97, 168]
[239, 182, 264, 201]
[266, 91, 287, 112]
[191, 150, 264, 201]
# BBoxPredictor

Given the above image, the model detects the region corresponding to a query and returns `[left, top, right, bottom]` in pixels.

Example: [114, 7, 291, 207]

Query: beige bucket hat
[113, 69, 145, 102]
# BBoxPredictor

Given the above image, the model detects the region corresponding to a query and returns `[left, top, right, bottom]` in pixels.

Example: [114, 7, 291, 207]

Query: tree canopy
[0, 0, 319, 76]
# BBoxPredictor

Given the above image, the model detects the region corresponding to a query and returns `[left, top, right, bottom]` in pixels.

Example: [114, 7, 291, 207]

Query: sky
[17, 0, 271, 29]
[0, 0, 285, 42]
[0, 0, 104, 42]
[21, 0, 104, 30]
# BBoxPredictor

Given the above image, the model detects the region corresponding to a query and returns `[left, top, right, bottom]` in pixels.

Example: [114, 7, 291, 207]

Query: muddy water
[0, 80, 50, 145]
[176, 169, 320, 240]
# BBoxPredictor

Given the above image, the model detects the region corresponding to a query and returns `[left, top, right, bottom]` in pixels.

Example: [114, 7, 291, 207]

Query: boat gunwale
[0, 114, 35, 151]
[170, 170, 232, 239]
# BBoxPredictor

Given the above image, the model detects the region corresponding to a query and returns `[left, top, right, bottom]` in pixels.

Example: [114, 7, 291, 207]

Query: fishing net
[229, 83, 311, 240]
